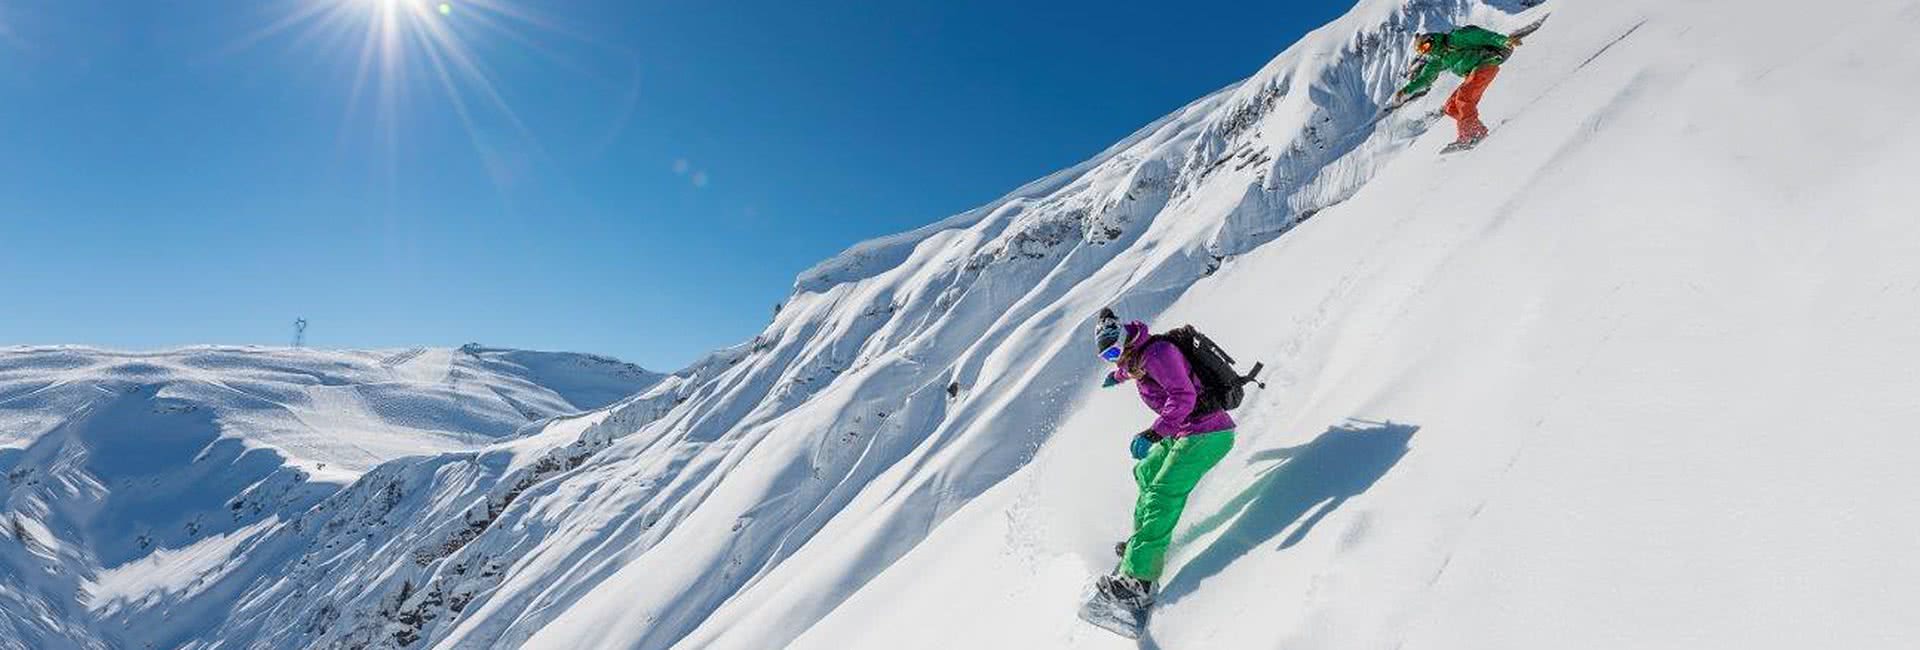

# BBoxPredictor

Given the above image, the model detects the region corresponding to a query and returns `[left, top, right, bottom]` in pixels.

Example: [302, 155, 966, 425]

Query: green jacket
[1400, 26, 1513, 97]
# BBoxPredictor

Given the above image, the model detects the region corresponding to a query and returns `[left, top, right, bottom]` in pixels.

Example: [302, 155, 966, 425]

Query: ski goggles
[1099, 344, 1124, 363]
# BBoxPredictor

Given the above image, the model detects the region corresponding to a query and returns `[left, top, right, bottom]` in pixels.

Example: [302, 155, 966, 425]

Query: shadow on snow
[1157, 419, 1417, 605]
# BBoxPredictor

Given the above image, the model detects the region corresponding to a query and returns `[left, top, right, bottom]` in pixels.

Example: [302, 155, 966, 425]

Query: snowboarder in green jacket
[1390, 25, 1525, 148]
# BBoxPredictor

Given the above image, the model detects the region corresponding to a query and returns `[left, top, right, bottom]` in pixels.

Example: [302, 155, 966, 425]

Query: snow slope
[12, 0, 1920, 647]
[0, 346, 661, 649]
[788, 2, 1920, 648]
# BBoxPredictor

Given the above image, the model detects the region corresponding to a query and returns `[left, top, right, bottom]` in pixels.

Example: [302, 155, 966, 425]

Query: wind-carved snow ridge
[791, 85, 1228, 295]
[1188, 0, 1503, 260]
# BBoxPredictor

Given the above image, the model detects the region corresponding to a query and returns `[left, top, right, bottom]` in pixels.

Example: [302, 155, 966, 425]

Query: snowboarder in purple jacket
[1091, 308, 1237, 609]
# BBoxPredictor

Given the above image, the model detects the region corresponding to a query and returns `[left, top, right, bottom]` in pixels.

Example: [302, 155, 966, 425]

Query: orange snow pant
[1444, 65, 1500, 142]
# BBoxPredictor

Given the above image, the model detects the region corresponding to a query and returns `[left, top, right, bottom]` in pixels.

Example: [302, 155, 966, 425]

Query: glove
[1129, 430, 1164, 460]
[1507, 35, 1524, 47]
[1101, 371, 1122, 388]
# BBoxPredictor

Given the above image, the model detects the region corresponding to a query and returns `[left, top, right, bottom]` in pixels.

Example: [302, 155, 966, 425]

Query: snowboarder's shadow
[1156, 419, 1417, 606]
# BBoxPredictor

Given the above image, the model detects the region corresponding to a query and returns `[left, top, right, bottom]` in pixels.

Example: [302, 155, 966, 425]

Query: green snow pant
[1121, 429, 1235, 582]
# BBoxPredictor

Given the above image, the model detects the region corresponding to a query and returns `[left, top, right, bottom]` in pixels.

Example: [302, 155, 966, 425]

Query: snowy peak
[0, 346, 661, 472]
[0, 345, 659, 649]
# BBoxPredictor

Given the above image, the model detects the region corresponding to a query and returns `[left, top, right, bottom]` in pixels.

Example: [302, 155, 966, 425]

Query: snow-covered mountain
[0, 346, 661, 649]
[11, 0, 1920, 647]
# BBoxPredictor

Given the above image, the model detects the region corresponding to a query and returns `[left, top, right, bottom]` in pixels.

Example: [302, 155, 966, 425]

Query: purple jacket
[1108, 321, 1236, 438]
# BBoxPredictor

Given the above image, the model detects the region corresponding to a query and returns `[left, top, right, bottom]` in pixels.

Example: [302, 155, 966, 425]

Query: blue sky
[0, 0, 1350, 370]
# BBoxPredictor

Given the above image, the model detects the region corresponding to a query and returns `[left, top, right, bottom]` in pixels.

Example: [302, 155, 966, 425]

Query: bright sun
[221, 0, 607, 190]
[231, 0, 571, 174]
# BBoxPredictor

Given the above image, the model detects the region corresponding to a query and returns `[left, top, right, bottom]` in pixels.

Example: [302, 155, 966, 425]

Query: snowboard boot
[1448, 131, 1486, 148]
[1095, 573, 1155, 610]
[1443, 121, 1491, 153]
[1440, 132, 1488, 154]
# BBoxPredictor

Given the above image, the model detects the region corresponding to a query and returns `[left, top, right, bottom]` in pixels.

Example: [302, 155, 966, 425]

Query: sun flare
[235, 0, 583, 178]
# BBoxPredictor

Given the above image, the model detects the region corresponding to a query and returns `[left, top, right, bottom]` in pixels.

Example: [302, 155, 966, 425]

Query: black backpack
[1152, 325, 1265, 415]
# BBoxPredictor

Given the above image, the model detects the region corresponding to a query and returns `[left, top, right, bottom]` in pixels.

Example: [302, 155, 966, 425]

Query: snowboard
[1508, 12, 1552, 43]
[1077, 582, 1150, 639]
[1078, 553, 1153, 640]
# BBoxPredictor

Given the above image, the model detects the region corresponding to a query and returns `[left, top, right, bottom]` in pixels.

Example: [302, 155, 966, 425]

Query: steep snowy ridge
[792, 79, 1242, 295]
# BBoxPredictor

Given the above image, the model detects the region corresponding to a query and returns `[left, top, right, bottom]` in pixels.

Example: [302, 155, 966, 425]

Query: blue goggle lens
[1099, 345, 1123, 362]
